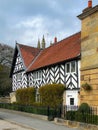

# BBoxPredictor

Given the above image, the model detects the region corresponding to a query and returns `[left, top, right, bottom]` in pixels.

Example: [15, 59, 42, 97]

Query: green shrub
[32, 102, 42, 106]
[76, 103, 90, 123]
[75, 111, 98, 125]
[16, 87, 36, 105]
[39, 83, 65, 108]
[81, 83, 92, 91]
[66, 111, 76, 121]
[78, 103, 90, 113]
[75, 111, 86, 122]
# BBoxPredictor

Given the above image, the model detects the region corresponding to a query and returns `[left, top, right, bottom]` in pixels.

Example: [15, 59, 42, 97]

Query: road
[0, 109, 79, 130]
[0, 119, 34, 130]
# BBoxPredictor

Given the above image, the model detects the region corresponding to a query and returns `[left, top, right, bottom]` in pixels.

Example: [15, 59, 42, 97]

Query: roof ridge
[46, 31, 81, 49]
[17, 43, 39, 49]
[26, 50, 43, 72]
[58, 31, 81, 43]
[27, 31, 81, 72]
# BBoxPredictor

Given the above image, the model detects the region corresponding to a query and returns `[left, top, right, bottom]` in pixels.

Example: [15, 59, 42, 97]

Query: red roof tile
[27, 32, 81, 72]
[18, 44, 40, 68]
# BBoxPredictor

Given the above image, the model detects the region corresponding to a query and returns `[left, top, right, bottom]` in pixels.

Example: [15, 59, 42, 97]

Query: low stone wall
[54, 118, 98, 130]
[10, 92, 16, 103]
[0, 97, 10, 103]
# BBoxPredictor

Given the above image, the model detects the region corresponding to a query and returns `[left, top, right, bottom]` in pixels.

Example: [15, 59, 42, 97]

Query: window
[39, 71, 42, 79]
[33, 72, 36, 80]
[71, 61, 76, 72]
[66, 61, 76, 73]
[16, 73, 22, 81]
[66, 63, 70, 73]
[70, 98, 74, 105]
[33, 70, 42, 80]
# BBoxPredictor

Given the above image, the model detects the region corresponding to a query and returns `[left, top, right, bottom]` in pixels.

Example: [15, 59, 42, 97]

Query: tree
[0, 43, 14, 67]
[0, 64, 12, 96]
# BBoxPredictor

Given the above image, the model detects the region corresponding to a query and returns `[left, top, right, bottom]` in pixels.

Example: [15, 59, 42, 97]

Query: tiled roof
[27, 32, 81, 72]
[18, 44, 40, 68]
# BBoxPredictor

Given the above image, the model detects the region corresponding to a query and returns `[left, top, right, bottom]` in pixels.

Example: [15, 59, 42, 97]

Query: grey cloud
[0, 0, 97, 47]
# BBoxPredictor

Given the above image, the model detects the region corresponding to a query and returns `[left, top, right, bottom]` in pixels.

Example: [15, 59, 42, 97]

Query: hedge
[39, 83, 65, 108]
[16, 87, 36, 105]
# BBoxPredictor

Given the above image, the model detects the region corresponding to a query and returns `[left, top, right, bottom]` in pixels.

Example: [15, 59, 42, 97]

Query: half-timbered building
[10, 32, 81, 106]
[10, 1, 98, 106]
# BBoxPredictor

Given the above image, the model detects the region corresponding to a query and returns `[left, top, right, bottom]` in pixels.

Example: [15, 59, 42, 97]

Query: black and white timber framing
[27, 61, 80, 90]
[11, 47, 80, 106]
[12, 50, 80, 91]
[12, 52, 27, 91]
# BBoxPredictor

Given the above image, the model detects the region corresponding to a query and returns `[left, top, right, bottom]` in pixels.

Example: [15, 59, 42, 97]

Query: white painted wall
[12, 71, 27, 91]
[66, 90, 78, 106]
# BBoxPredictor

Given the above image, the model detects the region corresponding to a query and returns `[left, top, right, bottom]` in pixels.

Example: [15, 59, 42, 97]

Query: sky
[0, 0, 98, 48]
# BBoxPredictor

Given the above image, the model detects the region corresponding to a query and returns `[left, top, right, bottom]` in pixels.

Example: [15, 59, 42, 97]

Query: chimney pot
[88, 0, 92, 8]
[54, 37, 57, 43]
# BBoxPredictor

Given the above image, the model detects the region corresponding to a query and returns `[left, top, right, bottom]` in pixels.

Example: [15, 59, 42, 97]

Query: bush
[16, 87, 36, 105]
[39, 83, 65, 108]
[81, 83, 92, 91]
[75, 103, 90, 123]
[78, 103, 90, 113]
[66, 111, 76, 121]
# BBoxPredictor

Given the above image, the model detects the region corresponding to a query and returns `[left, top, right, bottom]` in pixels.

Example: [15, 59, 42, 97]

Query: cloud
[10, 15, 66, 47]
[0, 0, 97, 47]
[15, 16, 44, 29]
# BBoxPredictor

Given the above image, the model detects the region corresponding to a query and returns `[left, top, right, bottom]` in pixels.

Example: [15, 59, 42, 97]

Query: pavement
[0, 109, 79, 130]
[0, 119, 35, 130]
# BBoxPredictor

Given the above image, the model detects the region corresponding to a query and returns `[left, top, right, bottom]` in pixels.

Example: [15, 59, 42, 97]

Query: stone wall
[54, 118, 98, 130]
[10, 92, 16, 103]
[81, 12, 98, 70]
[80, 7, 98, 106]
[80, 68, 98, 106]
[0, 97, 10, 103]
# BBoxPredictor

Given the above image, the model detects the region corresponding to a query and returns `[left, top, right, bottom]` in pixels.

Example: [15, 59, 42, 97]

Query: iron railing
[63, 105, 98, 125]
[0, 103, 98, 124]
[0, 103, 61, 120]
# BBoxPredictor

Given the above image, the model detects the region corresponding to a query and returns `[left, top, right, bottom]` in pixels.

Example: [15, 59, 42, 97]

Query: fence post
[47, 106, 49, 117]
[59, 105, 62, 118]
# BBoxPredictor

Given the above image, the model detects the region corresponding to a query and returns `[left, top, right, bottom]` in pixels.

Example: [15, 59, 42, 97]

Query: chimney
[82, 0, 92, 12]
[88, 0, 92, 8]
[54, 37, 57, 43]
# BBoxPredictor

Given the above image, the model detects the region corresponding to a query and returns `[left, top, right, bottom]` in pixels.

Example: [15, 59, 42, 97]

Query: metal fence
[62, 105, 98, 125]
[0, 103, 61, 120]
[0, 103, 98, 124]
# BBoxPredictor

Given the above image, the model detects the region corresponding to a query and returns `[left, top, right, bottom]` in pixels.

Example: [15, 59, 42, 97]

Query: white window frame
[33, 70, 42, 80]
[16, 73, 22, 81]
[66, 61, 76, 74]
